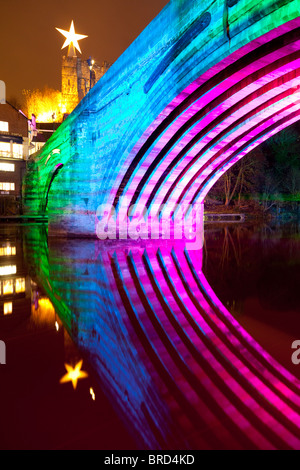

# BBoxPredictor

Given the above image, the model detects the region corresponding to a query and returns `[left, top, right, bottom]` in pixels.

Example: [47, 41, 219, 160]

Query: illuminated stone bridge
[24, 0, 300, 237]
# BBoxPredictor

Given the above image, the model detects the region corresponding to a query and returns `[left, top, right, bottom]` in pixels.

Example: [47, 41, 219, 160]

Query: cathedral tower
[57, 21, 110, 116]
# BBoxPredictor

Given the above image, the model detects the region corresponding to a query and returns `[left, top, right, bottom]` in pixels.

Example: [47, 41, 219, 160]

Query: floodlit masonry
[23, 0, 300, 238]
[0, 340, 6, 365]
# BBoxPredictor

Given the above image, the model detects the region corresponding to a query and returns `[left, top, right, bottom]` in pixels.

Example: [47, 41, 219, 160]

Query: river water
[0, 221, 299, 450]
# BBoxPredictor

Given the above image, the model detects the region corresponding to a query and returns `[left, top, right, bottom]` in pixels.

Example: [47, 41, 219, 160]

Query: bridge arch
[23, 0, 300, 237]
[112, 20, 300, 222]
[40, 163, 64, 215]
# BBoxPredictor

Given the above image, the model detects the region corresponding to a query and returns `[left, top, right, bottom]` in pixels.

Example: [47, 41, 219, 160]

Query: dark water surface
[0, 222, 299, 450]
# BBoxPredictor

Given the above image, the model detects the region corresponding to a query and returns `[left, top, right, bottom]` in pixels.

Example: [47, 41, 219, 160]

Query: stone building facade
[0, 102, 28, 215]
[61, 56, 110, 115]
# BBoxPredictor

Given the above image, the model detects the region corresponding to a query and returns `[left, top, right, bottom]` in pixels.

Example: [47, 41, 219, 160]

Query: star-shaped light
[56, 21, 87, 56]
[60, 360, 88, 389]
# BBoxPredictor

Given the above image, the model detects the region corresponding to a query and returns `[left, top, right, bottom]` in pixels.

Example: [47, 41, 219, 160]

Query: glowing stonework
[24, 0, 300, 238]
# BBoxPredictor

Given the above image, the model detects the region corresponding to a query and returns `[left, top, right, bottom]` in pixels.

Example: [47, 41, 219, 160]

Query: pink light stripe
[186, 97, 300, 183]
[196, 112, 300, 204]
[170, 100, 300, 212]
[138, 75, 300, 217]
[143, 247, 284, 448]
[160, 247, 300, 446]
[123, 53, 300, 210]
[173, 247, 300, 414]
[126, 55, 300, 215]
[187, 248, 300, 390]
[115, 249, 238, 448]
[105, 248, 210, 449]
[109, 21, 300, 208]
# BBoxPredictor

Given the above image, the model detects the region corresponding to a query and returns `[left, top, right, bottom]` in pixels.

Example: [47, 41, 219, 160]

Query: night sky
[0, 0, 169, 104]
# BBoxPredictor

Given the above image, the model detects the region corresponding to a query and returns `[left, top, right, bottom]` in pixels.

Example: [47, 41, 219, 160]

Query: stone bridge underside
[24, 0, 300, 237]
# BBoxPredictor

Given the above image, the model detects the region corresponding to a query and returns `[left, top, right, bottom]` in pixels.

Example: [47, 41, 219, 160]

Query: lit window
[0, 142, 10, 157]
[0, 163, 14, 172]
[0, 122, 9, 132]
[0, 246, 16, 257]
[12, 144, 23, 159]
[0, 182, 15, 191]
[15, 278, 25, 294]
[3, 280, 14, 295]
[4, 302, 12, 315]
[0, 266, 16, 276]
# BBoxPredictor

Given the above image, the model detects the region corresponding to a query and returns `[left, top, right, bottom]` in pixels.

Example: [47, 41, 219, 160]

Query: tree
[209, 153, 262, 206]
[207, 123, 300, 210]
[22, 86, 64, 123]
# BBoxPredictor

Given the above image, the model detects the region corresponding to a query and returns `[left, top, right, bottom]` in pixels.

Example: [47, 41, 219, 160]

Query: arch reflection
[24, 226, 300, 450]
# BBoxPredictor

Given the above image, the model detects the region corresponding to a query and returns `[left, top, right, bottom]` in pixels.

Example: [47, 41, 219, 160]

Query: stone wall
[23, 0, 300, 238]
[62, 56, 111, 113]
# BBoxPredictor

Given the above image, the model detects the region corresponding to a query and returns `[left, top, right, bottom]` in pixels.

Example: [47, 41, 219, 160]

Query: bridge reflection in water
[24, 226, 300, 450]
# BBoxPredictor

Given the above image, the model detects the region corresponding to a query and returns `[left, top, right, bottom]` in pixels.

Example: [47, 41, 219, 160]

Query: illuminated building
[57, 21, 111, 116]
[27, 21, 110, 157]
[61, 55, 110, 116]
[0, 101, 28, 215]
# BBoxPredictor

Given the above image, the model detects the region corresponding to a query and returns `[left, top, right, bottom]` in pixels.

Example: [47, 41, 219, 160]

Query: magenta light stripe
[143, 247, 280, 449]
[130, 248, 256, 448]
[108, 20, 300, 209]
[172, 247, 300, 417]
[115, 249, 237, 447]
[163, 247, 300, 444]
[187, 248, 300, 390]
[196, 112, 300, 204]
[169, 99, 300, 213]
[112, 32, 300, 211]
[98, 238, 300, 448]
[140, 76, 300, 218]
[181, 247, 300, 407]
[122, 55, 300, 211]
